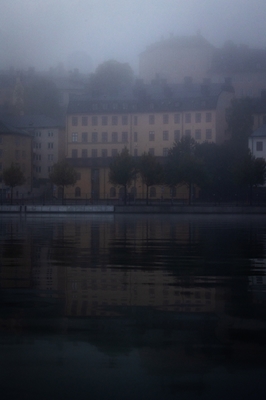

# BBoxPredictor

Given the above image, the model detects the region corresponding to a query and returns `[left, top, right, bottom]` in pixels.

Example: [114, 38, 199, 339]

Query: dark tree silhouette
[49, 160, 78, 204]
[3, 163, 25, 204]
[138, 152, 163, 205]
[109, 148, 136, 205]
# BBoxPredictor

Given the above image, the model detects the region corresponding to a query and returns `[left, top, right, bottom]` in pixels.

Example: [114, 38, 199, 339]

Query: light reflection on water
[1, 214, 266, 399]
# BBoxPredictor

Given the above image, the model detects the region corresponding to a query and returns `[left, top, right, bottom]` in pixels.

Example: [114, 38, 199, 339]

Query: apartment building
[65, 81, 234, 201]
[0, 120, 32, 199]
[2, 115, 65, 195]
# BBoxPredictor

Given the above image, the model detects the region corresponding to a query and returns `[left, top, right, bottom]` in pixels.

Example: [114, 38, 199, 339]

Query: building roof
[1, 114, 65, 129]
[141, 34, 213, 55]
[0, 120, 31, 136]
[251, 124, 266, 138]
[68, 81, 233, 114]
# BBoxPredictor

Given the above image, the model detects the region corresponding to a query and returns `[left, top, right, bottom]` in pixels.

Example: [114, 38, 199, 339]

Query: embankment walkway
[1, 205, 266, 214]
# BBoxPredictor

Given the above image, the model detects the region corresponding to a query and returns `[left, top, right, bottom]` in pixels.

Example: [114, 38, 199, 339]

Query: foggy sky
[1, 0, 266, 73]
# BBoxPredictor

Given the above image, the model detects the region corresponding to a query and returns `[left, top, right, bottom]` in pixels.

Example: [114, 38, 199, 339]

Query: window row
[33, 142, 54, 149]
[72, 132, 129, 143]
[72, 115, 133, 127]
[71, 112, 213, 127]
[149, 129, 213, 141]
[34, 131, 54, 137]
[71, 148, 170, 158]
[33, 154, 54, 161]
[73, 129, 212, 144]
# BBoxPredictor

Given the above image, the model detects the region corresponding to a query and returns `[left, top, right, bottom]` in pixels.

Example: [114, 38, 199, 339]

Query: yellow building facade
[65, 82, 234, 201]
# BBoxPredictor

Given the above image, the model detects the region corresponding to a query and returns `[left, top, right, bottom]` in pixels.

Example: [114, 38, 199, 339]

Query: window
[92, 132, 98, 142]
[112, 132, 118, 143]
[92, 116, 98, 126]
[122, 132, 128, 142]
[134, 148, 138, 156]
[72, 149, 78, 158]
[72, 132, 78, 142]
[163, 131, 169, 141]
[256, 141, 263, 151]
[263, 115, 266, 124]
[163, 114, 169, 124]
[185, 130, 191, 137]
[77, 172, 81, 180]
[38, 143, 41, 149]
[174, 130, 180, 142]
[195, 129, 201, 140]
[111, 149, 118, 157]
[195, 113, 201, 123]
[150, 187, 156, 197]
[72, 116, 78, 126]
[206, 129, 212, 140]
[15, 150, 20, 159]
[82, 132, 88, 142]
[102, 132, 108, 142]
[163, 148, 169, 156]
[48, 142, 54, 149]
[112, 116, 118, 125]
[122, 115, 128, 125]
[48, 154, 54, 161]
[48, 131, 54, 137]
[174, 114, 180, 124]
[185, 113, 191, 123]
[149, 148, 155, 156]
[81, 149, 88, 158]
[102, 116, 108, 125]
[149, 115, 155, 124]
[75, 187, 81, 197]
[82, 116, 88, 126]
[22, 150, 26, 159]
[91, 149, 98, 157]
[110, 187, 116, 197]
[206, 112, 212, 122]
[102, 149, 107, 157]
[149, 131, 155, 141]
[134, 116, 138, 125]
[134, 132, 138, 142]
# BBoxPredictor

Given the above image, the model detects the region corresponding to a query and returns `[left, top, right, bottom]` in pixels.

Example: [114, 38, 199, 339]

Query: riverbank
[1, 204, 266, 214]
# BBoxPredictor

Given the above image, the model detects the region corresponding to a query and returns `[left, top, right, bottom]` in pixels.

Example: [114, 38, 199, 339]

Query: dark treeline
[109, 138, 266, 205]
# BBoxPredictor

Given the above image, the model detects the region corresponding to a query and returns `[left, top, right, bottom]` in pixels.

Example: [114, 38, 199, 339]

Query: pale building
[0, 120, 32, 200]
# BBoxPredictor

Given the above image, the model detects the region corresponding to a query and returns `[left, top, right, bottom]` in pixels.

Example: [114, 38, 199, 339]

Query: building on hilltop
[139, 34, 214, 85]
[139, 35, 266, 99]
[64, 79, 234, 202]
[0, 120, 32, 200]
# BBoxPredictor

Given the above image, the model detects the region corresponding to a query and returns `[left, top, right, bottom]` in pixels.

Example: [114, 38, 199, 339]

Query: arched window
[110, 187, 116, 197]
[75, 187, 81, 197]
[150, 187, 156, 197]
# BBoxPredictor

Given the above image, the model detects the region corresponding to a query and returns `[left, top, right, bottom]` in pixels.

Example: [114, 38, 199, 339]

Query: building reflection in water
[1, 215, 266, 399]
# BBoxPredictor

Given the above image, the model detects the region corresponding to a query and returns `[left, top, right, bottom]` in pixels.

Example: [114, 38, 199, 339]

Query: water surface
[1, 214, 266, 399]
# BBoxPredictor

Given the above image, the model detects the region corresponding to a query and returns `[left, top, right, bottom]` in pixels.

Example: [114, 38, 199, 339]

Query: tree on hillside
[49, 160, 78, 204]
[87, 60, 134, 95]
[138, 152, 163, 205]
[109, 148, 136, 205]
[166, 136, 206, 204]
[226, 97, 254, 150]
[24, 77, 62, 118]
[3, 163, 25, 204]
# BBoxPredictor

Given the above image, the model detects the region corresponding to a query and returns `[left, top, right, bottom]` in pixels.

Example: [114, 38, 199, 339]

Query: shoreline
[1, 204, 266, 214]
